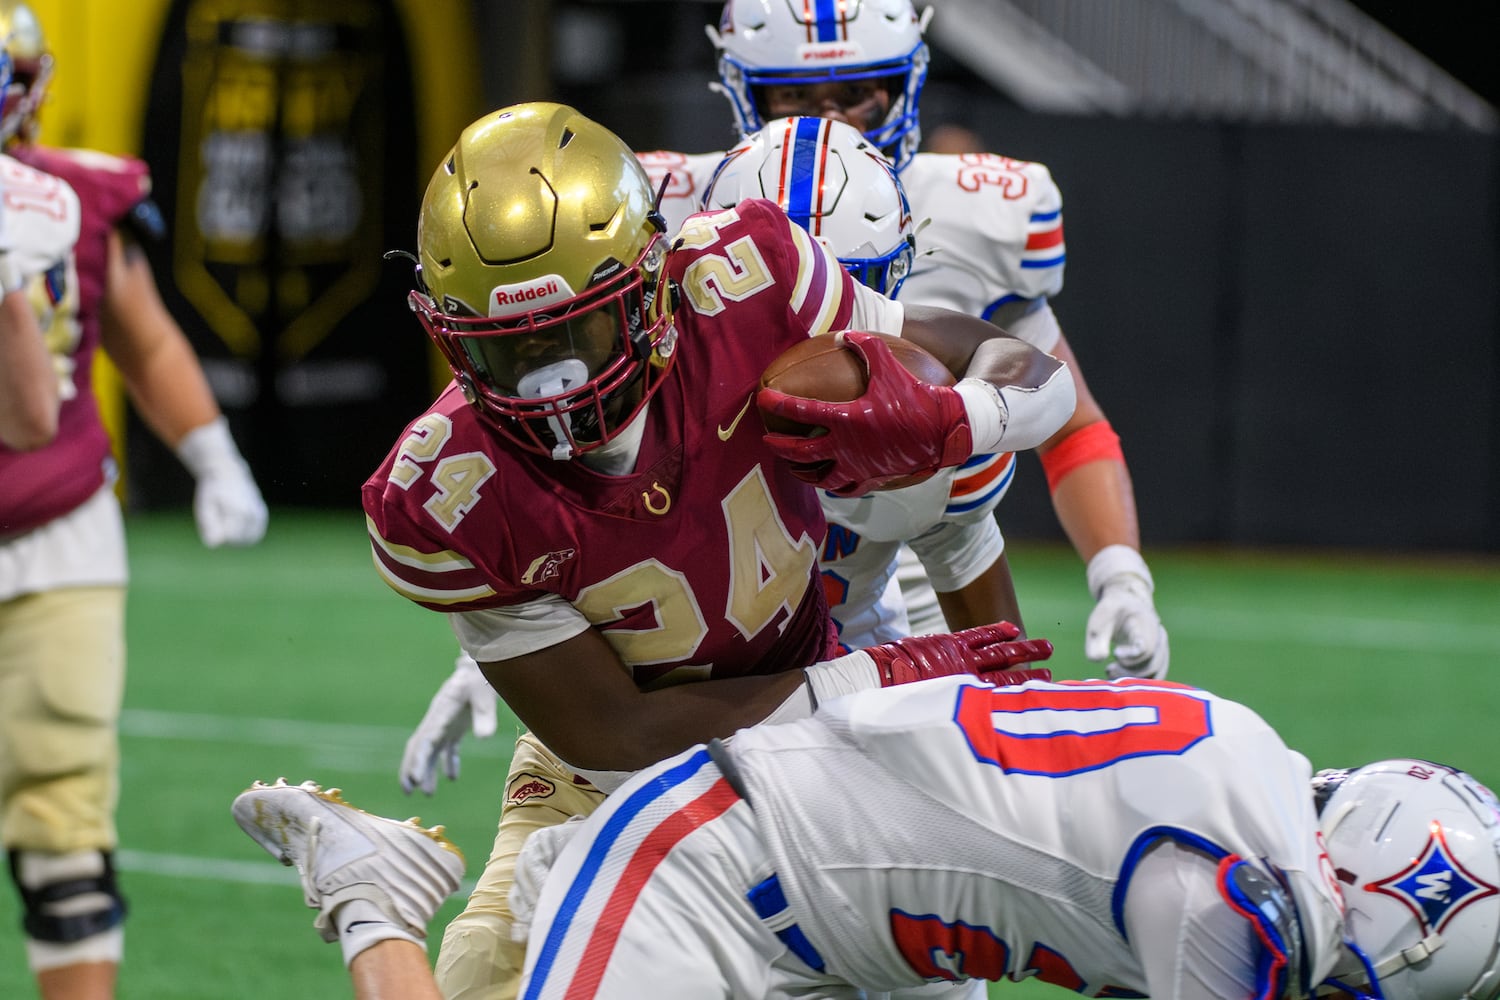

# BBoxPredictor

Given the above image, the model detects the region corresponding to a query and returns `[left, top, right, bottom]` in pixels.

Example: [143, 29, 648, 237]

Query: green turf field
[1, 508, 1496, 998]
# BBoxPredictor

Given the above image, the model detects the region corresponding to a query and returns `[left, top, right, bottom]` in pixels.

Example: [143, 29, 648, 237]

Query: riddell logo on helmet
[798, 41, 864, 63]
[488, 275, 574, 318]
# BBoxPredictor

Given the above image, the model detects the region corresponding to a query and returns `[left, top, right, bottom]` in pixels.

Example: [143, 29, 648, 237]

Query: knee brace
[9, 849, 128, 943]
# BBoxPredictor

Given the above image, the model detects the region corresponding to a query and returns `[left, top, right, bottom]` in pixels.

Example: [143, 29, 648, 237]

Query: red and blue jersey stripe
[946, 451, 1016, 515]
[1022, 207, 1065, 270]
[521, 749, 740, 999]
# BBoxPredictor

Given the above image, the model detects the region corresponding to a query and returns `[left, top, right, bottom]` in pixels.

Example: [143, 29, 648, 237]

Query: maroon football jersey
[365, 200, 859, 686]
[0, 148, 147, 536]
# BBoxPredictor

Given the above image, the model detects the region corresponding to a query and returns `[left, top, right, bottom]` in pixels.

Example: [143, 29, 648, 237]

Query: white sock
[333, 896, 424, 968]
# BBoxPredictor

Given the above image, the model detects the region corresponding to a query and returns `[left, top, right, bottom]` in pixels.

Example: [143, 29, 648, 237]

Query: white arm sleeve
[1123, 840, 1263, 1000]
[449, 595, 591, 662]
[955, 362, 1076, 455]
[906, 517, 1004, 595]
[847, 280, 905, 335]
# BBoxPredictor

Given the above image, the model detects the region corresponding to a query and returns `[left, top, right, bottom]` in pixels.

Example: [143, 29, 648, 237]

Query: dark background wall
[526, 1, 1500, 555]
[127, 0, 1499, 555]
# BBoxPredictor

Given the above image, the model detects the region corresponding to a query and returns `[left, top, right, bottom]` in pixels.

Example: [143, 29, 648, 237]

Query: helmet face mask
[410, 103, 677, 461]
[703, 117, 916, 298]
[1317, 759, 1500, 1000]
[709, 0, 931, 172]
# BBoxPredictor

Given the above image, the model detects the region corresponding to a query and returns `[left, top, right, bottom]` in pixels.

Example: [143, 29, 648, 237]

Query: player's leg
[520, 745, 858, 1000]
[1, 585, 127, 1000]
[435, 731, 605, 1000]
[231, 777, 464, 997]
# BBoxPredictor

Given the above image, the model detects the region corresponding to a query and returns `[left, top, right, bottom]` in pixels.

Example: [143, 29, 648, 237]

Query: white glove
[508, 815, 588, 944]
[399, 653, 498, 795]
[175, 416, 268, 548]
[1084, 545, 1169, 680]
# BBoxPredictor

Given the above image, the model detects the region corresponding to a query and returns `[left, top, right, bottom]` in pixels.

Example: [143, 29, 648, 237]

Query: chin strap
[1316, 934, 1444, 999]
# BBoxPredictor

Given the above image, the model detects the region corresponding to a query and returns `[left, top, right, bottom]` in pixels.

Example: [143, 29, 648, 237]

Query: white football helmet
[707, 0, 932, 172]
[702, 117, 916, 298]
[1316, 759, 1500, 999]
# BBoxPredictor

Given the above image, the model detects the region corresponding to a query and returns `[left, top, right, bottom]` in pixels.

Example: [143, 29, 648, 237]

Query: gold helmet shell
[410, 103, 676, 460]
[0, 1, 51, 144]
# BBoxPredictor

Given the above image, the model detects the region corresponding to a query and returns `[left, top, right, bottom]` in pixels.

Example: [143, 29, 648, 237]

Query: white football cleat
[232, 778, 465, 942]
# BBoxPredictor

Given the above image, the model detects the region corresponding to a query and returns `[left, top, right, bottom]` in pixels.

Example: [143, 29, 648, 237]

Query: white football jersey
[0, 153, 81, 285]
[637, 150, 726, 237]
[820, 452, 1015, 647]
[899, 152, 1066, 322]
[732, 676, 1349, 994]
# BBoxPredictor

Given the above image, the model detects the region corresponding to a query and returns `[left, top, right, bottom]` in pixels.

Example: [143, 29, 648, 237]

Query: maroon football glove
[758, 331, 973, 497]
[863, 622, 1054, 687]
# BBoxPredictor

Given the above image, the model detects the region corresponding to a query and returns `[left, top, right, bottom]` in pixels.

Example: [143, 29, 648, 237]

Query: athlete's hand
[399, 653, 498, 795]
[175, 416, 268, 548]
[1085, 545, 1170, 680]
[759, 331, 972, 497]
[864, 622, 1053, 687]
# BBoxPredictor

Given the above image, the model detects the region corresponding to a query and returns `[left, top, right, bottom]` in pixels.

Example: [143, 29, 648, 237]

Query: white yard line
[118, 709, 510, 756]
[116, 848, 477, 894]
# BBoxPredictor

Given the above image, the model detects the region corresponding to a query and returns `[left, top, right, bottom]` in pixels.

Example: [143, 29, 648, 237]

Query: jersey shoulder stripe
[786, 221, 845, 336]
[365, 514, 498, 608]
[946, 452, 1016, 516]
[525, 749, 739, 995]
[1022, 207, 1065, 270]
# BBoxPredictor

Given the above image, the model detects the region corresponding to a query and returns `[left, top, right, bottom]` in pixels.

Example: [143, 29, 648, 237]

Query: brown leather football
[757, 331, 955, 490]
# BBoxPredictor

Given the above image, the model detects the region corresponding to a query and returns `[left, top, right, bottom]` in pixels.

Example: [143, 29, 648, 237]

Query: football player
[235, 680, 1500, 1000]
[368, 102, 1075, 999]
[701, 115, 1028, 652]
[0, 5, 267, 997]
[642, 0, 1169, 680]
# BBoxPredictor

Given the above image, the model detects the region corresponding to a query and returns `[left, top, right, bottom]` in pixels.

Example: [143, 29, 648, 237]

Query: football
[757, 331, 955, 490]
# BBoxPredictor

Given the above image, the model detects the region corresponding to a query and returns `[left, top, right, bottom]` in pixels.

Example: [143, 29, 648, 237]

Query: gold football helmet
[0, 1, 51, 144]
[410, 102, 676, 460]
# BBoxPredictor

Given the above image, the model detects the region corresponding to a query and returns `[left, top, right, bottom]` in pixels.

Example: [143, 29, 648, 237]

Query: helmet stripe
[783, 117, 830, 236]
[813, 0, 846, 43]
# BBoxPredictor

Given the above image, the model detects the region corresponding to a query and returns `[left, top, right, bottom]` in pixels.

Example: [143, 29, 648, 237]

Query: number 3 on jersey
[955, 682, 1213, 777]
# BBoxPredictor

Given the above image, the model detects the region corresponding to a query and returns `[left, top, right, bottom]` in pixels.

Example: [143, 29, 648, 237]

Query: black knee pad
[8, 850, 128, 943]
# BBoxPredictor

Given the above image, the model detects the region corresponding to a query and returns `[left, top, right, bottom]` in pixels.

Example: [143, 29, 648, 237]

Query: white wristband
[0, 255, 24, 295]
[955, 379, 1008, 455]
[174, 416, 246, 480]
[804, 649, 882, 706]
[1086, 544, 1154, 600]
[956, 366, 1076, 455]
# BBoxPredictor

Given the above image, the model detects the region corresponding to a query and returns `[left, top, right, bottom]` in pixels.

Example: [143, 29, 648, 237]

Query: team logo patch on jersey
[521, 548, 576, 585]
[506, 773, 557, 806]
[1365, 821, 1499, 933]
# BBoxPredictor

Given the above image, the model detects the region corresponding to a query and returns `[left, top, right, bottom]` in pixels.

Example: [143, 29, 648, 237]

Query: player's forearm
[934, 551, 1024, 633]
[1049, 458, 1141, 563]
[108, 325, 222, 448]
[0, 290, 60, 450]
[486, 656, 811, 774]
[100, 231, 223, 447]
